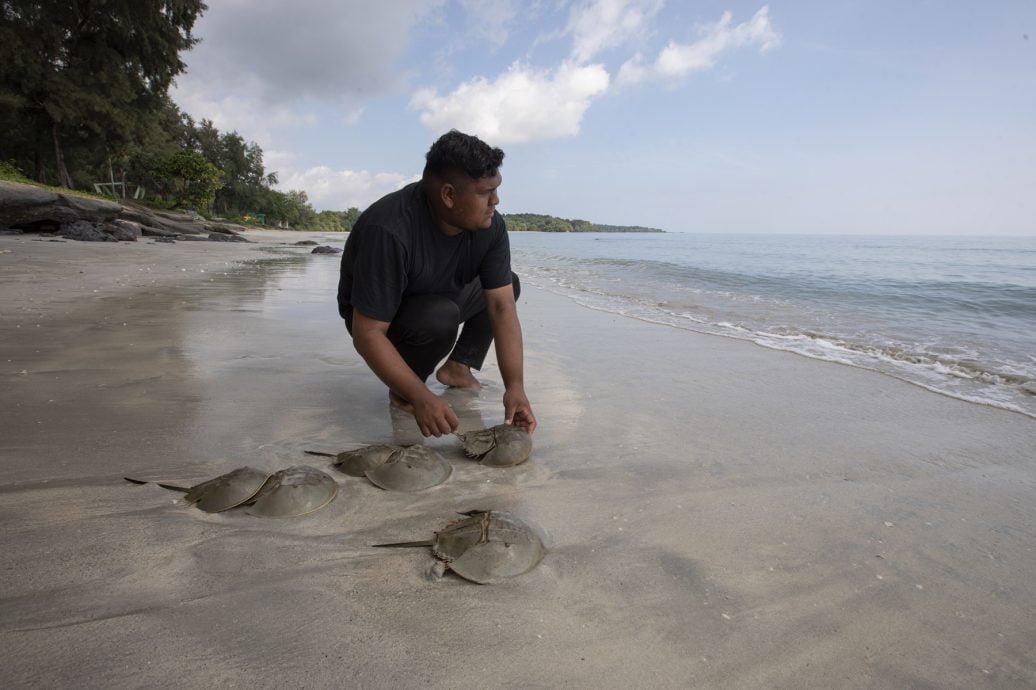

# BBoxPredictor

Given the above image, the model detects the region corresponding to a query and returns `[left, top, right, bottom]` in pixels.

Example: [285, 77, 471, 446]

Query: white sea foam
[512, 232, 1036, 419]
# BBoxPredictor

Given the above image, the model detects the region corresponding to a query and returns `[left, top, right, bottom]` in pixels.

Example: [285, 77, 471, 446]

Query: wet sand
[2, 230, 1035, 688]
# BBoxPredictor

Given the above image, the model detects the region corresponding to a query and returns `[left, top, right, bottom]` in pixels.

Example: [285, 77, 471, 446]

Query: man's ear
[440, 183, 456, 209]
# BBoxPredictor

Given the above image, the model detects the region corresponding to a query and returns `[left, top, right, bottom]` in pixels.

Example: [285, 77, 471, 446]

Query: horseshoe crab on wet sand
[365, 445, 453, 492]
[124, 464, 338, 517]
[247, 465, 339, 517]
[372, 510, 546, 584]
[305, 445, 398, 477]
[307, 444, 453, 492]
[455, 424, 533, 467]
[125, 466, 272, 513]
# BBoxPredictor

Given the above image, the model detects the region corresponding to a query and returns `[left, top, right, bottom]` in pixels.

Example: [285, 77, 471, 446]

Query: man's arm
[350, 310, 459, 437]
[484, 285, 537, 434]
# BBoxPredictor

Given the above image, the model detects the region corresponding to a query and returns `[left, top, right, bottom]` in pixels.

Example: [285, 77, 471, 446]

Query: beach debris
[455, 424, 532, 467]
[365, 445, 453, 492]
[247, 465, 338, 518]
[124, 466, 272, 513]
[372, 510, 545, 584]
[305, 444, 399, 477]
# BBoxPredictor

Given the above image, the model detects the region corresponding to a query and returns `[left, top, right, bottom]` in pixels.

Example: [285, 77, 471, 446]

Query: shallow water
[4, 234, 1036, 687]
[510, 232, 1036, 418]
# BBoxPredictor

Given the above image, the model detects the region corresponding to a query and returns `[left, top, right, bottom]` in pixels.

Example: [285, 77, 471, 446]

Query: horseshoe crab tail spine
[370, 540, 436, 548]
[303, 450, 336, 458]
[123, 477, 189, 493]
[155, 482, 190, 493]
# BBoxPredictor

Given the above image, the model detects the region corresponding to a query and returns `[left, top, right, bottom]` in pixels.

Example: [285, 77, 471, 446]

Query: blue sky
[172, 1, 1035, 235]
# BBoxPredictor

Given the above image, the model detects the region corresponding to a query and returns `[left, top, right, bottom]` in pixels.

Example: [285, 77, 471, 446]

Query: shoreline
[544, 292, 1036, 422]
[2, 231, 1035, 687]
[0, 228, 333, 310]
[509, 232, 1036, 422]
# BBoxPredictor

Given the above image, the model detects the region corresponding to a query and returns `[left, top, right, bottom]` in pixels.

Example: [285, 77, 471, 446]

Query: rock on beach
[0, 180, 252, 243]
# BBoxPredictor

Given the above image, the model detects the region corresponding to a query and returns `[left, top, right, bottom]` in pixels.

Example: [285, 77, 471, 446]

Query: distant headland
[504, 213, 664, 233]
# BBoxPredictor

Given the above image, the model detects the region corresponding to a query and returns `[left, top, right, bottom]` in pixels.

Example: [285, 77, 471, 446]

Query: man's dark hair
[423, 130, 504, 180]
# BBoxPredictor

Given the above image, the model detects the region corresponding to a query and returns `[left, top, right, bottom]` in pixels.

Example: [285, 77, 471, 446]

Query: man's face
[448, 172, 501, 231]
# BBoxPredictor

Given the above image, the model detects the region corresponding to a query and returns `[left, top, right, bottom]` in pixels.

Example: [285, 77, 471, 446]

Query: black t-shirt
[338, 181, 512, 322]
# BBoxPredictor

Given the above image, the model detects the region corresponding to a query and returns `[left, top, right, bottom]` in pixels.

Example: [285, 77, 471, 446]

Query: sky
[172, 1, 1036, 235]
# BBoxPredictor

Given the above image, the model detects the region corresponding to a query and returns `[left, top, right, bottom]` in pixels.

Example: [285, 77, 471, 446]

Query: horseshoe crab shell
[364, 445, 452, 492]
[184, 466, 273, 512]
[123, 464, 275, 513]
[373, 510, 545, 584]
[329, 445, 399, 477]
[247, 465, 338, 517]
[124, 466, 272, 513]
[305, 445, 402, 477]
[124, 468, 275, 509]
[456, 424, 532, 467]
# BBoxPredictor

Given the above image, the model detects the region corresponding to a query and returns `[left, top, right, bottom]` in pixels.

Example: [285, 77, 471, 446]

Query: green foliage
[0, 159, 31, 183]
[158, 149, 222, 210]
[0, 158, 113, 201]
[503, 213, 575, 232]
[307, 207, 360, 232]
[125, 112, 336, 228]
[504, 213, 663, 233]
[0, 0, 206, 187]
[186, 119, 273, 216]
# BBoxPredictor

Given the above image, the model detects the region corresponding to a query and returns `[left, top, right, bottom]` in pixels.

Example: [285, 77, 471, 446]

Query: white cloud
[410, 3, 779, 144]
[182, 0, 442, 103]
[618, 6, 780, 86]
[409, 61, 610, 145]
[173, 0, 445, 146]
[567, 0, 664, 63]
[172, 82, 317, 147]
[275, 165, 419, 211]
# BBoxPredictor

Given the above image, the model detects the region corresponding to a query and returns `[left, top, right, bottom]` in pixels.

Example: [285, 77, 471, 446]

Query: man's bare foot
[436, 360, 481, 389]
[388, 391, 415, 413]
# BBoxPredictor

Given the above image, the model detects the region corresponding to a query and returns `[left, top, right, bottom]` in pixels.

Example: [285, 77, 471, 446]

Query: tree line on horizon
[503, 213, 663, 233]
[0, 1, 355, 231]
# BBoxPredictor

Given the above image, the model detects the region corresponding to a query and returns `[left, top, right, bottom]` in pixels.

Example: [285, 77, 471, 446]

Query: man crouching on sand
[337, 130, 537, 438]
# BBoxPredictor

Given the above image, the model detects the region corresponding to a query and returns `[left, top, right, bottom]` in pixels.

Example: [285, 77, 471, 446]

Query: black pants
[346, 273, 520, 382]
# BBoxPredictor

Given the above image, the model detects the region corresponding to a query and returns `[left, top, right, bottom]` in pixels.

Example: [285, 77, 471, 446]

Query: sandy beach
[2, 229, 1035, 688]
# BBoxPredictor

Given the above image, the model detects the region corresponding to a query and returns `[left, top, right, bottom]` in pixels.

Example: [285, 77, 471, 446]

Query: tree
[123, 97, 194, 199]
[158, 149, 221, 210]
[0, 0, 206, 187]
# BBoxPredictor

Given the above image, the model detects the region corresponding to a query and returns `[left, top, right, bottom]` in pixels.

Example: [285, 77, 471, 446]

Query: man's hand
[503, 386, 537, 435]
[353, 309, 459, 438]
[411, 391, 459, 438]
[484, 283, 536, 435]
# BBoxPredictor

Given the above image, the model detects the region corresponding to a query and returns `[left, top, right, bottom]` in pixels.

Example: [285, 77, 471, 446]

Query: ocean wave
[518, 267, 1036, 420]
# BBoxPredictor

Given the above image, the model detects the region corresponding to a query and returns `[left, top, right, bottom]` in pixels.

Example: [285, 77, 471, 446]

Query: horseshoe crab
[247, 465, 338, 517]
[456, 424, 532, 467]
[124, 466, 272, 513]
[365, 445, 452, 492]
[305, 445, 398, 477]
[372, 510, 545, 584]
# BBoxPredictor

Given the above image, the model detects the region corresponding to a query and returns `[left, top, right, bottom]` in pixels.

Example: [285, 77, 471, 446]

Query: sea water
[509, 232, 1036, 419]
